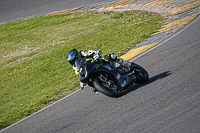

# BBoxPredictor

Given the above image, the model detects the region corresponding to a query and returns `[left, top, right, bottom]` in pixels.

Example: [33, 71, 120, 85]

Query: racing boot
[91, 87, 98, 94]
[110, 53, 131, 68]
[118, 58, 132, 69]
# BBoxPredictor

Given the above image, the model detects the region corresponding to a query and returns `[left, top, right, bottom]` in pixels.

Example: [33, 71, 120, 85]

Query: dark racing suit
[72, 49, 131, 75]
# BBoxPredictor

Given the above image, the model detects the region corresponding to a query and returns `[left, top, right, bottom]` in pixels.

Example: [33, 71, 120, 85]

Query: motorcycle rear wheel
[132, 63, 149, 84]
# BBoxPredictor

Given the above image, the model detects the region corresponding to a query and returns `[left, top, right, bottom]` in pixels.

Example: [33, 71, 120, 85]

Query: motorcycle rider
[66, 49, 132, 92]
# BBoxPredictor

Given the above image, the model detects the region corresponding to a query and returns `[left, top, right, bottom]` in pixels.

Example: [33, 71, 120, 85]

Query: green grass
[0, 11, 165, 130]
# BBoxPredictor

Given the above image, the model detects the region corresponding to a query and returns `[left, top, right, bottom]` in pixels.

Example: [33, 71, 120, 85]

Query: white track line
[0, 89, 81, 132]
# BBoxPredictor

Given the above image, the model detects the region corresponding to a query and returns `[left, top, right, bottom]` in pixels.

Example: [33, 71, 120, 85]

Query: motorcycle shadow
[122, 71, 172, 96]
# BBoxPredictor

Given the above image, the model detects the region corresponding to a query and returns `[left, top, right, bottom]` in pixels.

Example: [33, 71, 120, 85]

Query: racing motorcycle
[75, 56, 149, 97]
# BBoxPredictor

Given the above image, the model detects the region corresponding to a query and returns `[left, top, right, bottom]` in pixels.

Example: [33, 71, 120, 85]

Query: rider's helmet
[66, 49, 81, 65]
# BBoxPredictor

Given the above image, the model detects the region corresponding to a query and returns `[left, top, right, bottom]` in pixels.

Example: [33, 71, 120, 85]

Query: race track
[2, 9, 200, 133]
[0, 0, 111, 23]
[1, 0, 200, 132]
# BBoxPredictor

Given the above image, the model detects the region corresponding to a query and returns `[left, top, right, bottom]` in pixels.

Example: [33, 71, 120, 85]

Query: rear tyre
[93, 77, 122, 98]
[132, 63, 149, 84]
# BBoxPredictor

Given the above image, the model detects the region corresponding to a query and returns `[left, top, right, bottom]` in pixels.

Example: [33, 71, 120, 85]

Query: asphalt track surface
[2, 10, 200, 133]
[1, 0, 200, 132]
[0, 0, 112, 23]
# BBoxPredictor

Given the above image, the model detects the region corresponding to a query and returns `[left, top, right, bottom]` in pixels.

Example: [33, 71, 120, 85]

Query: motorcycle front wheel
[93, 76, 122, 98]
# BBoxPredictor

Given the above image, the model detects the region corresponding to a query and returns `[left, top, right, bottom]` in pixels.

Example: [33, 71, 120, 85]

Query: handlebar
[91, 56, 102, 63]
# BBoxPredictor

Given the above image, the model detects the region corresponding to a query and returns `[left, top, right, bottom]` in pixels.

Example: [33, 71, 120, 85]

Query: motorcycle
[75, 56, 149, 97]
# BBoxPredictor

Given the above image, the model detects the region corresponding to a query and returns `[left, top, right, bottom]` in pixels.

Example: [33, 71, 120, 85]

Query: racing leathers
[72, 49, 131, 75]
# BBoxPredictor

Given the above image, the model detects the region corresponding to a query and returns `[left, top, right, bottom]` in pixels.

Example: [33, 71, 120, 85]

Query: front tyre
[132, 63, 149, 84]
[93, 77, 122, 98]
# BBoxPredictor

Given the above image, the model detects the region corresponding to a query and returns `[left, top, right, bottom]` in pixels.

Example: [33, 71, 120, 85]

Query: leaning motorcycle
[75, 56, 149, 97]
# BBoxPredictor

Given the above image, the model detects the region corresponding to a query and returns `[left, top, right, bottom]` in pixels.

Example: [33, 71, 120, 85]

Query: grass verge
[0, 11, 165, 130]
